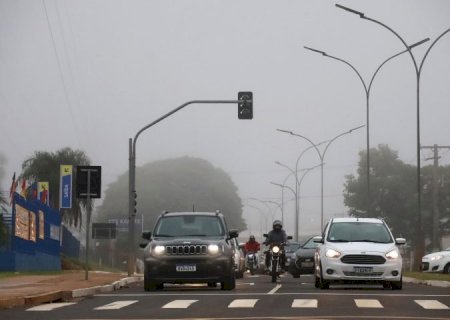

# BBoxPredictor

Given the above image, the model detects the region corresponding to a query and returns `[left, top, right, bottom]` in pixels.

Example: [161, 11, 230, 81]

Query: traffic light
[238, 91, 253, 119]
[133, 190, 137, 214]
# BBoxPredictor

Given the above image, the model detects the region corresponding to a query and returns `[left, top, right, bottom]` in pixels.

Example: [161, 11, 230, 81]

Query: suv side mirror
[287, 236, 293, 240]
[228, 229, 239, 239]
[139, 243, 147, 249]
[263, 233, 268, 238]
[142, 231, 152, 240]
[313, 236, 323, 243]
[395, 238, 406, 245]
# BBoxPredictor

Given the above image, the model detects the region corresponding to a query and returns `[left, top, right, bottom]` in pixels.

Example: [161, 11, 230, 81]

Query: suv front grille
[341, 254, 386, 265]
[166, 245, 208, 255]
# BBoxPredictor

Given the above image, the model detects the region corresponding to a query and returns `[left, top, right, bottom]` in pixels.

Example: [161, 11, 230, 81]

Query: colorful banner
[59, 165, 73, 209]
[38, 182, 49, 206]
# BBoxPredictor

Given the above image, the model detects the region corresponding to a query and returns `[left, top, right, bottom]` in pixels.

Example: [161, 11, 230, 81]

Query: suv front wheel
[221, 275, 236, 290]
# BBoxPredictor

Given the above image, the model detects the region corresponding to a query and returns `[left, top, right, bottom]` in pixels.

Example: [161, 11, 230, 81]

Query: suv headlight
[430, 255, 443, 261]
[385, 249, 399, 260]
[152, 245, 165, 256]
[325, 248, 341, 258]
[208, 244, 220, 255]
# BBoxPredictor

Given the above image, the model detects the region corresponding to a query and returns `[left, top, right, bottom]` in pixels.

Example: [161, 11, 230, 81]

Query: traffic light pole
[128, 98, 252, 276]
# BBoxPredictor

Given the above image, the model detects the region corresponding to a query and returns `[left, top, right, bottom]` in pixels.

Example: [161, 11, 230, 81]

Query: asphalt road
[2, 273, 449, 320]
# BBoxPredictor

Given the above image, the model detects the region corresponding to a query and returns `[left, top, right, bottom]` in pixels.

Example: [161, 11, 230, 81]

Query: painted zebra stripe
[26, 302, 76, 311]
[292, 299, 318, 308]
[162, 300, 198, 309]
[415, 300, 449, 310]
[354, 299, 383, 308]
[228, 299, 258, 308]
[94, 300, 138, 310]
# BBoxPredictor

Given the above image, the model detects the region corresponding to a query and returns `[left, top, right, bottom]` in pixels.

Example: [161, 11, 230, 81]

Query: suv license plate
[301, 262, 314, 267]
[353, 266, 373, 273]
[176, 264, 196, 272]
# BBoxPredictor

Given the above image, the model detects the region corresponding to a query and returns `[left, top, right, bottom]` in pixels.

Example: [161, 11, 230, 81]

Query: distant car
[422, 247, 450, 274]
[140, 211, 238, 290]
[288, 236, 320, 278]
[314, 217, 405, 290]
[230, 238, 245, 278]
[284, 242, 301, 269]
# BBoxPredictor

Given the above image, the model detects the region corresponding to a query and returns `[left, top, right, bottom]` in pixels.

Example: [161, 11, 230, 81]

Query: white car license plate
[353, 266, 373, 273]
[176, 264, 196, 272]
[301, 262, 314, 267]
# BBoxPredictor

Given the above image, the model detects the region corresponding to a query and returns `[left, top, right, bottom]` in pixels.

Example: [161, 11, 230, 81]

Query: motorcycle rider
[264, 220, 288, 271]
[244, 235, 260, 255]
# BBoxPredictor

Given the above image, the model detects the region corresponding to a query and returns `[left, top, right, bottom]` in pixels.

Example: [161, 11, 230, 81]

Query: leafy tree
[344, 145, 417, 242]
[95, 157, 246, 267]
[344, 144, 450, 248]
[20, 148, 91, 227]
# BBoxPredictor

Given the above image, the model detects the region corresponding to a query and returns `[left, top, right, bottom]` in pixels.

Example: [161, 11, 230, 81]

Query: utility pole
[421, 144, 450, 251]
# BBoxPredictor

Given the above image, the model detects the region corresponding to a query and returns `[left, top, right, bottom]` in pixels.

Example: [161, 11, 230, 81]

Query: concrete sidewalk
[0, 271, 143, 309]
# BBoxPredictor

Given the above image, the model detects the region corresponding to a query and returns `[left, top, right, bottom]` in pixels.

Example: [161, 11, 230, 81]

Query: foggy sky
[1, 0, 449, 238]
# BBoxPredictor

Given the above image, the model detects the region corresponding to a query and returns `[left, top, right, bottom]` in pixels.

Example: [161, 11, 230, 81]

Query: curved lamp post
[277, 125, 365, 231]
[336, 2, 450, 269]
[274, 162, 321, 241]
[304, 38, 429, 215]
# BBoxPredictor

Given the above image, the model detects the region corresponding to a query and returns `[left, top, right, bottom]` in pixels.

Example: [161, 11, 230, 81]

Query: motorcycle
[246, 251, 258, 275]
[266, 242, 286, 282]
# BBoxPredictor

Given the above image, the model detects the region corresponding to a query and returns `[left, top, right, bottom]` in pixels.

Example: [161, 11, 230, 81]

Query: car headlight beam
[386, 249, 399, 260]
[153, 245, 165, 255]
[430, 255, 443, 261]
[208, 244, 220, 255]
[325, 248, 341, 258]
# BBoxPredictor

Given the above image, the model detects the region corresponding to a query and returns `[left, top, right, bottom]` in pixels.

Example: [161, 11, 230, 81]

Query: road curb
[0, 275, 143, 310]
[403, 276, 450, 288]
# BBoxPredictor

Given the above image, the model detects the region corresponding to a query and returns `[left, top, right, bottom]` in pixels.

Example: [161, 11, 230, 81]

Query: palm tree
[20, 148, 91, 227]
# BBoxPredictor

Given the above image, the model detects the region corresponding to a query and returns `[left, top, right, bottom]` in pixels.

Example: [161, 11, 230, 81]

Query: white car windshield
[327, 222, 393, 244]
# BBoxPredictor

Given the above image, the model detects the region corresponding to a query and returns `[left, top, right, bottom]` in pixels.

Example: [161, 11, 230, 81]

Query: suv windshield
[154, 215, 225, 237]
[327, 222, 393, 244]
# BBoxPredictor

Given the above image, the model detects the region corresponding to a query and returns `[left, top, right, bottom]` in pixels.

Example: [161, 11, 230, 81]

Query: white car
[422, 247, 450, 274]
[314, 217, 405, 290]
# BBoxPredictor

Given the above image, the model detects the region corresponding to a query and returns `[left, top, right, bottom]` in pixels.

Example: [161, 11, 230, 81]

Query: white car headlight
[153, 245, 165, 255]
[430, 255, 443, 261]
[386, 249, 399, 259]
[272, 246, 280, 254]
[208, 244, 220, 255]
[325, 248, 341, 258]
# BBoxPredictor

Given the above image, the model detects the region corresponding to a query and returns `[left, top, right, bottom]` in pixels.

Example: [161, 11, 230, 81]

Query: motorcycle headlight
[325, 248, 341, 258]
[153, 245, 165, 256]
[208, 244, 220, 255]
[272, 246, 280, 254]
[386, 249, 399, 260]
[430, 255, 443, 261]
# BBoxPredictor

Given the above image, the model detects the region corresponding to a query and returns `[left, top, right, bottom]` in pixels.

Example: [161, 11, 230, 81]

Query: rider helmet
[272, 219, 282, 230]
[249, 235, 255, 241]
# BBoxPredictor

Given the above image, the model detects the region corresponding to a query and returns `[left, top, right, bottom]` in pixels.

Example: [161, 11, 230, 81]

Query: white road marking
[26, 302, 76, 311]
[228, 299, 258, 308]
[292, 299, 318, 308]
[354, 299, 383, 308]
[162, 299, 198, 309]
[267, 284, 282, 294]
[94, 300, 138, 310]
[415, 300, 449, 310]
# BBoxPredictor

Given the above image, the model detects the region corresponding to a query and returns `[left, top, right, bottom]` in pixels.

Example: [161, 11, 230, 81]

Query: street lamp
[277, 125, 364, 231]
[336, 1, 450, 270]
[304, 38, 429, 215]
[274, 162, 320, 241]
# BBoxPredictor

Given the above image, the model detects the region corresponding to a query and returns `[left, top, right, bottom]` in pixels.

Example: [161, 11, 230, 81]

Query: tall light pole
[336, 1, 450, 269]
[304, 39, 429, 215]
[277, 125, 364, 231]
[274, 162, 320, 241]
[245, 203, 268, 240]
[270, 181, 296, 239]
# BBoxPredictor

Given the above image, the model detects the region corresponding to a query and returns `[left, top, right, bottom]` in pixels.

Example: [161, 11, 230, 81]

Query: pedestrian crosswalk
[26, 298, 450, 311]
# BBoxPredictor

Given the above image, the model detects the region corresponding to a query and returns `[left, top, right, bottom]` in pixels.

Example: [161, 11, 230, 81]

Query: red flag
[20, 179, 27, 197]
